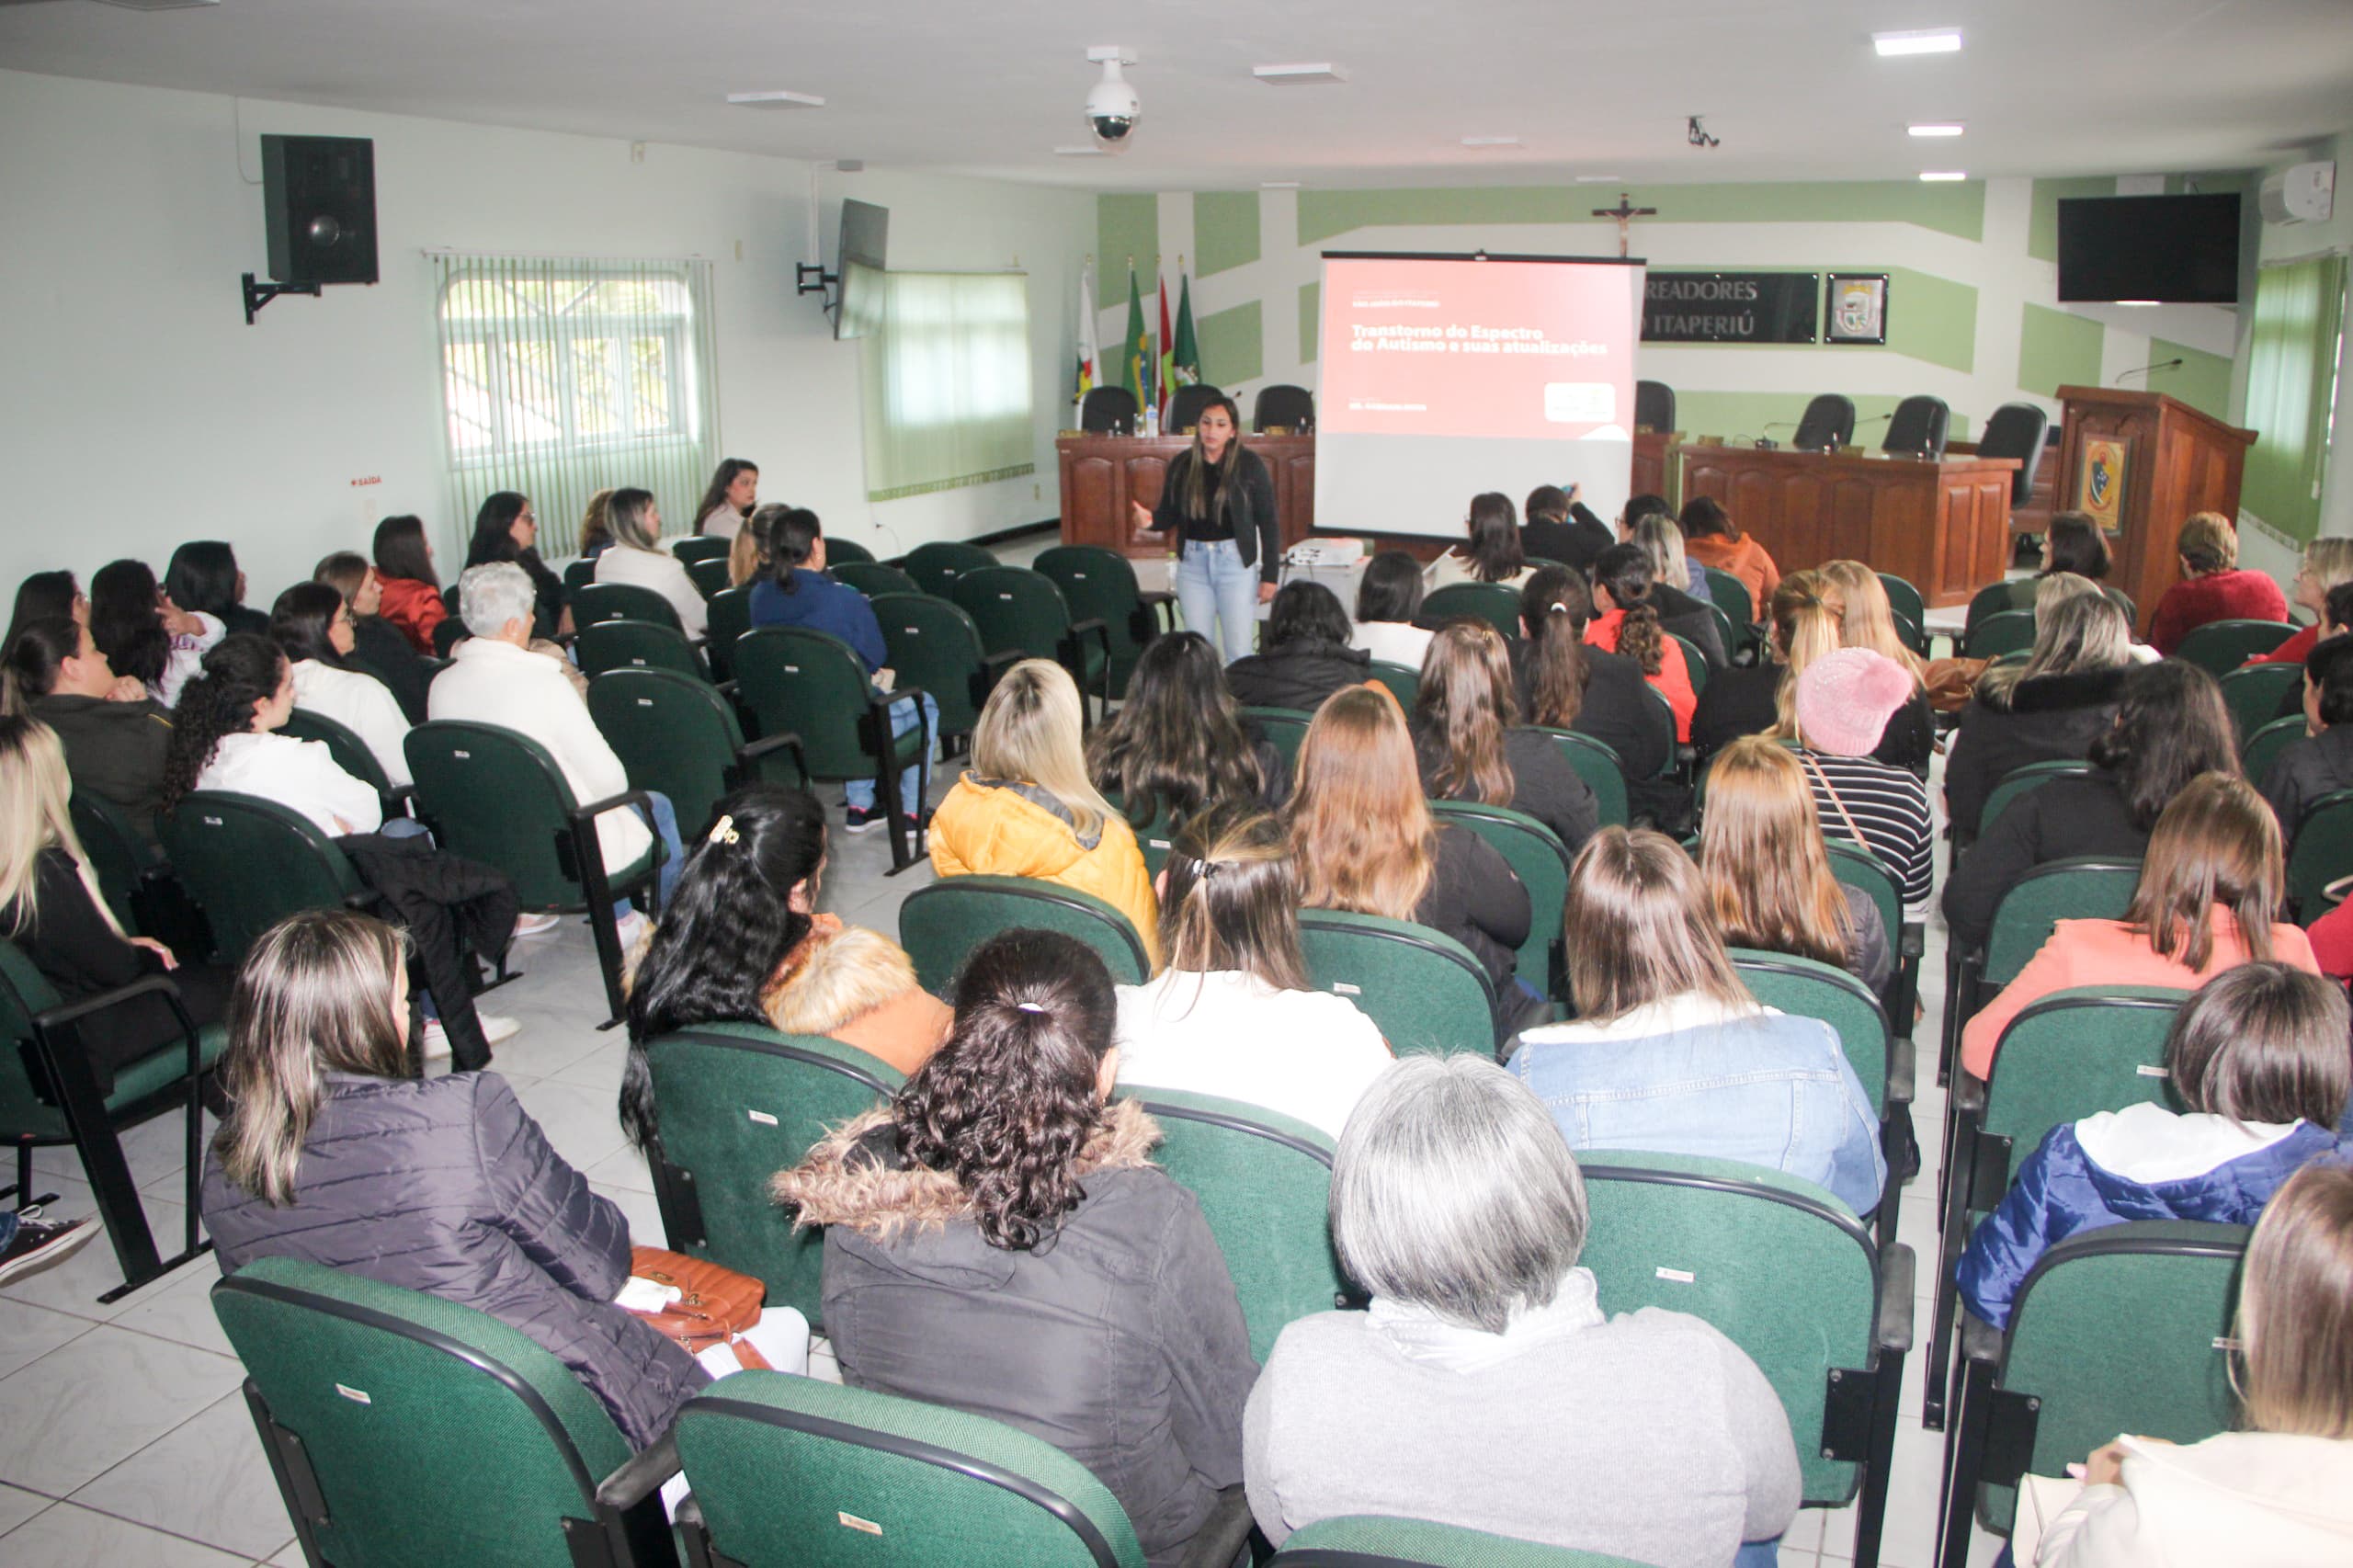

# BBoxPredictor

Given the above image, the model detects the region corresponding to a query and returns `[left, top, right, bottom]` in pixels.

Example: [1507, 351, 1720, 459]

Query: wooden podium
[2052, 387, 2256, 634]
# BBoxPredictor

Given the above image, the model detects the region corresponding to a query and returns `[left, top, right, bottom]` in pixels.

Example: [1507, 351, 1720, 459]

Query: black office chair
[1166, 383, 1224, 435]
[1978, 402, 2052, 507]
[1080, 386, 1138, 435]
[1252, 384, 1315, 431]
[1792, 393, 1857, 452]
[1883, 395, 1951, 459]
[1634, 380, 1676, 433]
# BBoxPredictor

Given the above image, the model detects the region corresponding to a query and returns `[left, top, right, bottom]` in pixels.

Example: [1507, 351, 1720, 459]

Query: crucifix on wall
[1590, 191, 1657, 258]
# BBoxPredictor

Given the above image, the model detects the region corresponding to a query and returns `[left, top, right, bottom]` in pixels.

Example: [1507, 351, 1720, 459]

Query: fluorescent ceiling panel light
[1054, 146, 1108, 156]
[1874, 28, 1962, 56]
[1919, 170, 1968, 181]
[1261, 180, 1302, 189]
[1574, 175, 1626, 183]
[2117, 301, 2161, 307]
[1461, 136, 1523, 148]
[1253, 63, 1347, 85]
[1908, 123, 1965, 137]
[726, 90, 824, 108]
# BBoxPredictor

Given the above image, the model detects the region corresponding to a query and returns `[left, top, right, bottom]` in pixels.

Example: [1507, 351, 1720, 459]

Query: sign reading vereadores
[1642, 273, 1820, 344]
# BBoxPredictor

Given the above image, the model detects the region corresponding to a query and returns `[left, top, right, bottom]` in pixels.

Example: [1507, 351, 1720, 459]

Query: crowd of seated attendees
[17, 474, 2353, 1562]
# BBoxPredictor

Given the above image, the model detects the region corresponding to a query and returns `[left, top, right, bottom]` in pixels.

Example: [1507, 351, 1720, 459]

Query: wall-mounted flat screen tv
[835, 199, 889, 339]
[2055, 193, 2240, 304]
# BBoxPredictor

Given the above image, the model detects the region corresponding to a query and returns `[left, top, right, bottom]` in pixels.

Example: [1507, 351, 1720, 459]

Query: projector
[2260, 162, 2336, 225]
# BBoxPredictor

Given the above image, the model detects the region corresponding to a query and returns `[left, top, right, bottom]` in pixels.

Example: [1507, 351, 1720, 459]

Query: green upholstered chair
[2284, 787, 2353, 920]
[1702, 566, 1755, 629]
[1036, 544, 1176, 698]
[1430, 801, 1571, 1004]
[213, 1256, 676, 1568]
[574, 619, 711, 683]
[161, 791, 377, 966]
[674, 1371, 1209, 1568]
[1241, 708, 1313, 790]
[585, 667, 805, 844]
[281, 706, 414, 821]
[951, 566, 1113, 713]
[69, 790, 167, 937]
[404, 720, 665, 1024]
[703, 587, 754, 681]
[1938, 1222, 2247, 1565]
[642, 1022, 903, 1330]
[1943, 857, 2142, 1073]
[824, 536, 876, 565]
[0, 937, 220, 1301]
[2174, 619, 2299, 676]
[1577, 1152, 1912, 1568]
[834, 562, 922, 600]
[1924, 985, 2186, 1429]
[1524, 727, 1629, 829]
[902, 540, 1000, 601]
[1962, 610, 2037, 662]
[685, 557, 732, 600]
[2241, 713, 2306, 785]
[1975, 760, 2098, 841]
[871, 591, 1018, 753]
[1365, 660, 1421, 714]
[898, 875, 1150, 998]
[1825, 839, 1922, 1041]
[574, 582, 685, 632]
[675, 536, 733, 566]
[2217, 662, 2302, 747]
[1420, 584, 1520, 641]
[1729, 949, 1909, 1231]
[731, 626, 931, 872]
[1298, 910, 1495, 1059]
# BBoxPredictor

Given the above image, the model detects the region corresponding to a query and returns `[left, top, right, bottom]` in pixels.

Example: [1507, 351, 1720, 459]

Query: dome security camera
[1086, 51, 1140, 147]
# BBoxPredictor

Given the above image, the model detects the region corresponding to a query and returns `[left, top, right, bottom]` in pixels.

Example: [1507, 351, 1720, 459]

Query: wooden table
[1677, 444, 2019, 608]
[1055, 433, 1317, 558]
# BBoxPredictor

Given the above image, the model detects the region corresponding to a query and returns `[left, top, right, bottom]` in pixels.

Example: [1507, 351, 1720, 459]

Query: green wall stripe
[1198, 301, 1264, 386]
[2146, 335, 2234, 420]
[1097, 194, 1158, 292]
[1884, 266, 1977, 373]
[2018, 303, 2105, 397]
[2028, 176, 2116, 264]
[1295, 180, 1984, 247]
[1299, 280, 1320, 365]
[1193, 191, 1261, 278]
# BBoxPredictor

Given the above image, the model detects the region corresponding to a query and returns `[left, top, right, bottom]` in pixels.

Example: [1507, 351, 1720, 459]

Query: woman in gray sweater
[1243, 1055, 1800, 1568]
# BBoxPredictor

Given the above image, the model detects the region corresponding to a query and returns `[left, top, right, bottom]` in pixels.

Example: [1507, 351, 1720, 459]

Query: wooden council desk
[1677, 443, 2019, 608]
[1056, 432, 1317, 558]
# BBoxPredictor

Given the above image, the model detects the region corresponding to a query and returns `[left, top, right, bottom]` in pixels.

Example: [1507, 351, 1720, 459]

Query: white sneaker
[512, 913, 562, 938]
[614, 910, 652, 953]
[478, 1013, 522, 1046]
[421, 1018, 453, 1062]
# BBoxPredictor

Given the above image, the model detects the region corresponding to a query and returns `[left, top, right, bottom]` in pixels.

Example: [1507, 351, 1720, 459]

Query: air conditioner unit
[2260, 161, 2336, 225]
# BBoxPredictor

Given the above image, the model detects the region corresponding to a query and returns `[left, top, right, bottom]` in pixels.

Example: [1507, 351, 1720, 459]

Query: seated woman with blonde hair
[1699, 736, 1892, 994]
[621, 784, 952, 1151]
[1115, 806, 1390, 1139]
[2029, 1163, 2353, 1564]
[930, 658, 1159, 963]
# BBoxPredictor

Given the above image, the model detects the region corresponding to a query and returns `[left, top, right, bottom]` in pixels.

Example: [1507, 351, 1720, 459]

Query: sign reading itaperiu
[1642, 273, 1820, 345]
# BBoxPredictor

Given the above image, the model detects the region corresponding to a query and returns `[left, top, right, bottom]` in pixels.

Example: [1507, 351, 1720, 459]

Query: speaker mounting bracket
[242, 272, 322, 325]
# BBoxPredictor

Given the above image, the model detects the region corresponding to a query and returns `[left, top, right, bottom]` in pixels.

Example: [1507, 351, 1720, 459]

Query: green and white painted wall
[1094, 171, 2254, 456]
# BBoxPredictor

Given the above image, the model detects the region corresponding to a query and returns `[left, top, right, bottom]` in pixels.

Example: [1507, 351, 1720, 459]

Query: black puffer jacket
[1226, 640, 1371, 713]
[1412, 723, 1600, 858]
[1943, 666, 2128, 843]
[773, 1101, 1257, 1568]
[201, 1071, 704, 1449]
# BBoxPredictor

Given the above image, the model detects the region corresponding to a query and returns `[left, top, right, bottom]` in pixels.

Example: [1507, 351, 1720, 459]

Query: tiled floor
[0, 583, 2006, 1568]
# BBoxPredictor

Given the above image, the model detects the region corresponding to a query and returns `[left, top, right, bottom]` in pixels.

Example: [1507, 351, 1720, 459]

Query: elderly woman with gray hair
[1242, 1055, 1800, 1567]
[428, 562, 685, 943]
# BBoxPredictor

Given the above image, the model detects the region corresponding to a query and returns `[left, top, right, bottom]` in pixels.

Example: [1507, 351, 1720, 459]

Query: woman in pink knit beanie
[1790, 649, 1936, 907]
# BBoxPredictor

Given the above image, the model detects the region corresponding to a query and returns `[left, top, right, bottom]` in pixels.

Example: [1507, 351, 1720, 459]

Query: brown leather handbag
[626, 1246, 770, 1367]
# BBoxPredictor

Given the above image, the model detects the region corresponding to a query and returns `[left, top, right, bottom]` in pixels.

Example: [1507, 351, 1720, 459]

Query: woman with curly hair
[162, 634, 382, 839]
[1586, 542, 1697, 742]
[771, 927, 1259, 1568]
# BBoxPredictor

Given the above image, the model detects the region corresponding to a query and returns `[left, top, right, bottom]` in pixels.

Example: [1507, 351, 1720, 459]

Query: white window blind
[860, 271, 1035, 502]
[432, 255, 721, 553]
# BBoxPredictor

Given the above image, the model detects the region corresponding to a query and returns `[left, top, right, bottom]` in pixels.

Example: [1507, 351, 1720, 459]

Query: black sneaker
[844, 806, 881, 835]
[0, 1209, 98, 1287]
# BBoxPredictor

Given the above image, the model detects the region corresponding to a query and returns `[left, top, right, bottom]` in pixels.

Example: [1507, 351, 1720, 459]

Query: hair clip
[1015, 1000, 1048, 1014]
[1551, 602, 1570, 614]
[707, 813, 741, 846]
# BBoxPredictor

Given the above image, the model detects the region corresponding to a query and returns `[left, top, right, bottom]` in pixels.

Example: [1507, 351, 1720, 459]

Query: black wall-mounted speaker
[261, 135, 378, 286]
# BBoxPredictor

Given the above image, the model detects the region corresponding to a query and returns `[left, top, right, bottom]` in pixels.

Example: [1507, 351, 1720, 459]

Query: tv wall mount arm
[241, 272, 322, 325]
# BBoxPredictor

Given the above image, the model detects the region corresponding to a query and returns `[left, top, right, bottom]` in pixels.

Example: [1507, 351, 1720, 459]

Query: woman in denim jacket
[1508, 827, 1887, 1216]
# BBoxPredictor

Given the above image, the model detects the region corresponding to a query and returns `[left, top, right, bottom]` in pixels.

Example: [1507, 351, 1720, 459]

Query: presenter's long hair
[1176, 395, 1245, 522]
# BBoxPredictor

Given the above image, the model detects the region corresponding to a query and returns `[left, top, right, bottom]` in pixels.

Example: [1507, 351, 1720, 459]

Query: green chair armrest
[594, 1428, 681, 1512]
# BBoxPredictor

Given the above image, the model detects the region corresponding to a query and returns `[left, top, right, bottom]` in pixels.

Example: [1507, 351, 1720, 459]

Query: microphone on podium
[2115, 358, 2186, 384]
[1750, 420, 1798, 449]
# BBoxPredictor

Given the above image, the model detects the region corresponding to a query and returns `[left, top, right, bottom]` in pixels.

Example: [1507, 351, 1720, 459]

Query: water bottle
[1142, 400, 1159, 438]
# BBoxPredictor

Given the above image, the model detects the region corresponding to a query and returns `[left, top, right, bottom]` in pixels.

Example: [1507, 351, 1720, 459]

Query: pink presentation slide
[1319, 256, 1641, 441]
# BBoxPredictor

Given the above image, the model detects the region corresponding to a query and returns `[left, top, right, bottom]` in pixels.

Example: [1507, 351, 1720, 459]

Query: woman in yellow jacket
[928, 659, 1161, 966]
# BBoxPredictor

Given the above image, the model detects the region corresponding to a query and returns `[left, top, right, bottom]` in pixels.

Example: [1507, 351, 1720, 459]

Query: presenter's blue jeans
[843, 690, 939, 818]
[1176, 538, 1261, 664]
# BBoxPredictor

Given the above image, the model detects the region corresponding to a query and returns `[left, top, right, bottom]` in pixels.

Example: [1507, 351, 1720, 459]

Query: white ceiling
[3, 0, 2348, 190]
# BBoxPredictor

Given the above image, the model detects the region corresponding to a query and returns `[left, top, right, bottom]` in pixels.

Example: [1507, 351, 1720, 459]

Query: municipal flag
[1074, 265, 1099, 400]
[1171, 273, 1201, 388]
[1122, 267, 1148, 399]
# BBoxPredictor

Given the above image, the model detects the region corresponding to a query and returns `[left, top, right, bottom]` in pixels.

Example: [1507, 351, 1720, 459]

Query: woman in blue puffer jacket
[1959, 962, 2353, 1330]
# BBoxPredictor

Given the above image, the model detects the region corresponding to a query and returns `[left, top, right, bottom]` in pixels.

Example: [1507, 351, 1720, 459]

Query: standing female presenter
[1131, 395, 1280, 664]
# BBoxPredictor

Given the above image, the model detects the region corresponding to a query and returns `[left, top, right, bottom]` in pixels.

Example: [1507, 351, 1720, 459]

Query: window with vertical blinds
[860, 271, 1035, 502]
[432, 255, 722, 554]
[2241, 253, 2347, 544]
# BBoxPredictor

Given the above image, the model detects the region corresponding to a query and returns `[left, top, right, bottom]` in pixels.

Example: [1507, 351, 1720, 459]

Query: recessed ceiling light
[1054, 145, 1109, 157]
[1261, 180, 1302, 189]
[725, 90, 825, 109]
[2116, 301, 2161, 307]
[1874, 28, 1962, 56]
[1908, 123, 1965, 137]
[1919, 170, 1968, 182]
[1574, 175, 1626, 184]
[1253, 63, 1347, 85]
[1461, 136, 1523, 149]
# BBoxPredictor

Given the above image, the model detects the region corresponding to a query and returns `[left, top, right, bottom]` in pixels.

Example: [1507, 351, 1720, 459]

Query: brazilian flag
[1122, 268, 1149, 400]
